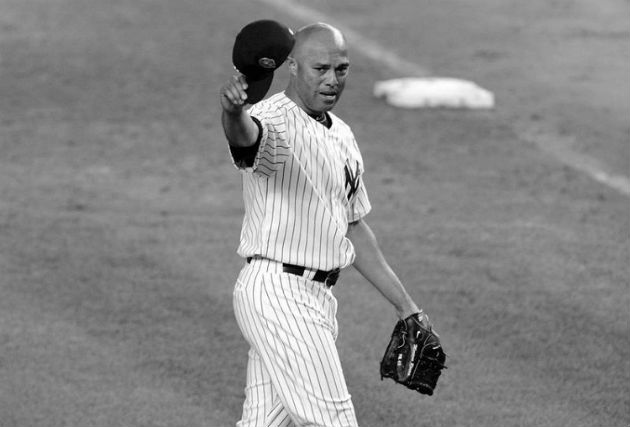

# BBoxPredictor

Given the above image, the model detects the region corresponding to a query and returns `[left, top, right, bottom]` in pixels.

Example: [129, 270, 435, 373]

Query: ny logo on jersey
[344, 160, 360, 201]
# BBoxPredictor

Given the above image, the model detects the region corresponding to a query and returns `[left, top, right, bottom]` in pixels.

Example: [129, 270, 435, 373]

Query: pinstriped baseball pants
[233, 258, 358, 427]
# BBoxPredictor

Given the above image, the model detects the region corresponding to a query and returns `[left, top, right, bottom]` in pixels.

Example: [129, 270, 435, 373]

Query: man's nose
[324, 69, 338, 87]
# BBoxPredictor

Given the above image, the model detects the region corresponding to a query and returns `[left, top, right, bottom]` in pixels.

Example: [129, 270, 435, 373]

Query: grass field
[1, 0, 628, 426]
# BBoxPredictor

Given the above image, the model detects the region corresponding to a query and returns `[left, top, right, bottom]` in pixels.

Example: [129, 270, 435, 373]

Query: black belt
[247, 257, 340, 287]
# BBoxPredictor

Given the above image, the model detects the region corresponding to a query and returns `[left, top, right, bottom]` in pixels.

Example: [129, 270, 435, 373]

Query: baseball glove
[380, 312, 446, 396]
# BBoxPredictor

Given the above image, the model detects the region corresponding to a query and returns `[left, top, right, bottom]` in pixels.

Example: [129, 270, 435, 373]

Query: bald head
[291, 23, 347, 60]
[285, 23, 350, 116]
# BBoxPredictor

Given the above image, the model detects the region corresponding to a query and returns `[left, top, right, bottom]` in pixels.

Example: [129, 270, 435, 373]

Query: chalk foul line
[258, 0, 630, 197]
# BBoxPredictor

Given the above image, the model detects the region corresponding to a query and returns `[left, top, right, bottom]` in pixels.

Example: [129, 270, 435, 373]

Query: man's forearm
[347, 219, 420, 319]
[221, 109, 259, 147]
[219, 74, 260, 147]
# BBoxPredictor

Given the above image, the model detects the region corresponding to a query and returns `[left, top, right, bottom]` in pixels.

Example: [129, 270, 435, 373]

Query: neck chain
[313, 113, 329, 126]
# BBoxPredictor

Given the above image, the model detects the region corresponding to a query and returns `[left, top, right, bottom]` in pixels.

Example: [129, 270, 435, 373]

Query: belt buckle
[324, 268, 340, 287]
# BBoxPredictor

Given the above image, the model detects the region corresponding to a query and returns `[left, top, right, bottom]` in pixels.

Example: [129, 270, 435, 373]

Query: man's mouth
[320, 92, 337, 100]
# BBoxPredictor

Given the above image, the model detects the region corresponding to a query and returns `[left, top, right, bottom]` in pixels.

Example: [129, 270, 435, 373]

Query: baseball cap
[232, 20, 295, 104]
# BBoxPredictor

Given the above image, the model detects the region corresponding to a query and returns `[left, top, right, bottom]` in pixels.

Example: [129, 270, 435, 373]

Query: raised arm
[346, 218, 423, 320]
[219, 74, 259, 147]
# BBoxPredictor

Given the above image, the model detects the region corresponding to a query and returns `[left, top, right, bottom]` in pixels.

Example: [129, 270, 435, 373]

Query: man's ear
[287, 57, 297, 75]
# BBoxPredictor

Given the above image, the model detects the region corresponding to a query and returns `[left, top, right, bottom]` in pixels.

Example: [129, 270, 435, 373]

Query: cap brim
[245, 72, 274, 104]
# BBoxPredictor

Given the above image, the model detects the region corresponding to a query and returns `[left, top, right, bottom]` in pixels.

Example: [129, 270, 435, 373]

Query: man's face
[290, 40, 350, 115]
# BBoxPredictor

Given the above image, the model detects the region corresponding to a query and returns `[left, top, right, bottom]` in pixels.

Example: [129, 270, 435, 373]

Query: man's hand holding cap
[232, 20, 295, 104]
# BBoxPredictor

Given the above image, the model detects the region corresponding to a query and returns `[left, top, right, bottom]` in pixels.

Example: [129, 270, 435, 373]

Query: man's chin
[319, 99, 337, 111]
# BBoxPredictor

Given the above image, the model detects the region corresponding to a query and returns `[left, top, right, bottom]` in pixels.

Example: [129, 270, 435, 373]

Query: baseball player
[219, 21, 432, 427]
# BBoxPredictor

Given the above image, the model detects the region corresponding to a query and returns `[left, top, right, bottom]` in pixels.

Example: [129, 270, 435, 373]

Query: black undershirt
[229, 117, 263, 168]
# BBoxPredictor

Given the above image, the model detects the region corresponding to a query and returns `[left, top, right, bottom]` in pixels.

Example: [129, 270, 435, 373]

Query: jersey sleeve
[228, 101, 291, 177]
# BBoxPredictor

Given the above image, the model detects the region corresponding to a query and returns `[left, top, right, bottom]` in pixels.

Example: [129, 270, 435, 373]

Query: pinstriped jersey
[229, 92, 371, 271]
